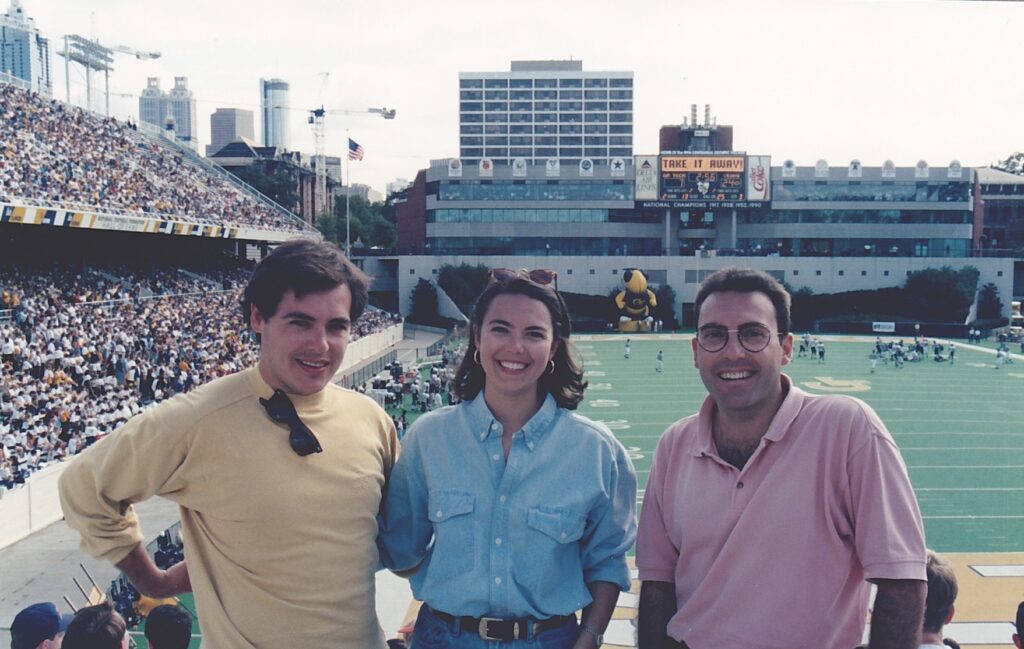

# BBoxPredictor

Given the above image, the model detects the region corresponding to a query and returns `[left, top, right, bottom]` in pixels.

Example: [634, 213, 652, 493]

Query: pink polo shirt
[636, 375, 926, 649]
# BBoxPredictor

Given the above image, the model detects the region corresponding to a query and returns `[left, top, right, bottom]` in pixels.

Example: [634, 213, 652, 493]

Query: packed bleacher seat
[0, 82, 307, 232]
[0, 259, 402, 488]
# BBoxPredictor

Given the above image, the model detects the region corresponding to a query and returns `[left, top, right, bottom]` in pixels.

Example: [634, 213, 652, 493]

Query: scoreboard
[660, 155, 746, 201]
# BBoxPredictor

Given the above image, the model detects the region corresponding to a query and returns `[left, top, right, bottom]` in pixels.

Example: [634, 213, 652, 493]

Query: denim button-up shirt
[379, 393, 637, 619]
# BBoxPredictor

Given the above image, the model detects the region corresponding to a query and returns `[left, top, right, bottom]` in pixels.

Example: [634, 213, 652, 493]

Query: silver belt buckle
[478, 617, 518, 641]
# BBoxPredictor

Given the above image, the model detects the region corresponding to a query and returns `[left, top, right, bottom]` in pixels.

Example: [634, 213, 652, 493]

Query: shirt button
[495, 537, 502, 545]
[499, 495, 507, 503]
[492, 453, 500, 461]
[527, 442, 534, 449]
[494, 577, 501, 585]
[737, 481, 744, 489]
[436, 510, 443, 517]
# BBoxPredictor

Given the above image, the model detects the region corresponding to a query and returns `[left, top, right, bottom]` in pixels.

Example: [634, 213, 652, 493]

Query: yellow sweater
[59, 367, 398, 649]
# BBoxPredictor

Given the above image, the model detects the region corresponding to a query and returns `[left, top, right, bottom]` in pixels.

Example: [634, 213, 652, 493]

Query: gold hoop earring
[474, 349, 481, 365]
[547, 360, 555, 375]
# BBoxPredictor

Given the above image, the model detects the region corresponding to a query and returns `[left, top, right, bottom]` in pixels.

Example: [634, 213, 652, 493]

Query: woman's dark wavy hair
[453, 277, 587, 409]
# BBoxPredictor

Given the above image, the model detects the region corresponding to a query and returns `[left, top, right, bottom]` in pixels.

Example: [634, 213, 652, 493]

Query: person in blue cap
[10, 602, 72, 649]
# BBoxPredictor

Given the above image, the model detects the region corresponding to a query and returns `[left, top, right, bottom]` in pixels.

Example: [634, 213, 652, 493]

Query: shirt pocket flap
[427, 490, 475, 523]
[527, 507, 585, 543]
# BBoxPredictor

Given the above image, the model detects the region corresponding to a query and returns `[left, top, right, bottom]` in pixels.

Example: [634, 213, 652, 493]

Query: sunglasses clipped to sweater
[259, 389, 323, 457]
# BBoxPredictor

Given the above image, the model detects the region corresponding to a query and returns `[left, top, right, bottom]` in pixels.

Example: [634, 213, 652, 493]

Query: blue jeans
[411, 606, 578, 649]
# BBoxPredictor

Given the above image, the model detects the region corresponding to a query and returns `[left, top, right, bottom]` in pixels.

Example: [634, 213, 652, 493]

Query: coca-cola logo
[751, 165, 766, 192]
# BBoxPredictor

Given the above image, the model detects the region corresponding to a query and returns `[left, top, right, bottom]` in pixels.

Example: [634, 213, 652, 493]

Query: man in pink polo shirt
[636, 268, 927, 649]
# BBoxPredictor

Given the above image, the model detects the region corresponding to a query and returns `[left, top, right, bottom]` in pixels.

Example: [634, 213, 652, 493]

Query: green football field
[572, 334, 1024, 554]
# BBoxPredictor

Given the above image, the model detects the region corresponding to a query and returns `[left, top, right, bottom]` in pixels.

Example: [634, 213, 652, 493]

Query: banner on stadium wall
[872, 322, 896, 333]
[0, 202, 261, 241]
[747, 155, 770, 201]
[512, 158, 528, 177]
[634, 155, 658, 201]
[479, 158, 493, 177]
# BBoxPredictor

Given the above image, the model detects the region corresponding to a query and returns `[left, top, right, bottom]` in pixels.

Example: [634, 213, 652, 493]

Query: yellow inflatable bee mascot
[615, 269, 657, 333]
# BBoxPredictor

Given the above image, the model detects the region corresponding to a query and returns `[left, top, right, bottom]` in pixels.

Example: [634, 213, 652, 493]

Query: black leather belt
[427, 606, 575, 641]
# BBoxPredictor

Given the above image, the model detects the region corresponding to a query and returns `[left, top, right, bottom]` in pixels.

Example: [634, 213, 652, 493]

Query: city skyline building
[207, 106, 255, 156]
[138, 76, 197, 151]
[260, 77, 289, 149]
[458, 60, 633, 170]
[0, 0, 50, 96]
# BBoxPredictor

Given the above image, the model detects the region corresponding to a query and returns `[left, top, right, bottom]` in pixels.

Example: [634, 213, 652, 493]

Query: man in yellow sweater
[59, 239, 399, 649]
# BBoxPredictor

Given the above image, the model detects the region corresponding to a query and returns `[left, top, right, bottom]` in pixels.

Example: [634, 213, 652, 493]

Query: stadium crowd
[0, 261, 401, 490]
[0, 82, 307, 232]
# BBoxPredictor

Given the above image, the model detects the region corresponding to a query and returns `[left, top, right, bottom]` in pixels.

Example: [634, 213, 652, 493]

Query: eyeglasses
[489, 268, 558, 289]
[696, 323, 779, 353]
[259, 389, 322, 456]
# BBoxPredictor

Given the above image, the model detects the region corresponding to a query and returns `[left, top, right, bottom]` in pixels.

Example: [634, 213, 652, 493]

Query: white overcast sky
[21, 0, 1024, 194]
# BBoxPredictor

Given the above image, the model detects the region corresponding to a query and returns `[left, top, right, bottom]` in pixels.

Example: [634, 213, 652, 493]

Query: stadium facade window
[425, 237, 660, 256]
[437, 181, 634, 201]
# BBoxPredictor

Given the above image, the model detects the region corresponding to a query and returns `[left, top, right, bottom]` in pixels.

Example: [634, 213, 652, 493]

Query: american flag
[348, 138, 364, 161]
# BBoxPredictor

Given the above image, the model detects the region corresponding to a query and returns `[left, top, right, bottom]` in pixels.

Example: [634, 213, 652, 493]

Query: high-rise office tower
[0, 0, 51, 96]
[207, 107, 255, 156]
[138, 76, 198, 151]
[260, 78, 290, 149]
[458, 60, 633, 169]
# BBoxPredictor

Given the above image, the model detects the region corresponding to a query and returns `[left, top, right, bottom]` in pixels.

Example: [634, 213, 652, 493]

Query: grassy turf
[573, 335, 1024, 553]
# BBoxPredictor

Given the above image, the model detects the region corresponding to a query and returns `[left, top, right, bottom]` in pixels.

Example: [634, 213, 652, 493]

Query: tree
[977, 282, 1004, 320]
[408, 278, 439, 326]
[904, 266, 979, 321]
[653, 284, 678, 330]
[231, 165, 299, 210]
[326, 195, 395, 248]
[437, 263, 490, 315]
[993, 152, 1024, 176]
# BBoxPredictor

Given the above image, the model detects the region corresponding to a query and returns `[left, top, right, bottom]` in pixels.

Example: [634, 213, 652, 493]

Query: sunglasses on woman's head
[489, 268, 558, 288]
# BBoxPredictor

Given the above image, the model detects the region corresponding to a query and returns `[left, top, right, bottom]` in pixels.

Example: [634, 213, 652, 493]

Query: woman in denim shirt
[380, 269, 637, 649]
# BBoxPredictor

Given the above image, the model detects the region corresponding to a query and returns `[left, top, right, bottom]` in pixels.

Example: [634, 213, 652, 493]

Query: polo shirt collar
[466, 392, 558, 451]
[689, 373, 806, 457]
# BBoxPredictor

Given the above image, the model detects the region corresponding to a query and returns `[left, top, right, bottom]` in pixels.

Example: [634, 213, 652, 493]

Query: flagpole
[345, 129, 351, 258]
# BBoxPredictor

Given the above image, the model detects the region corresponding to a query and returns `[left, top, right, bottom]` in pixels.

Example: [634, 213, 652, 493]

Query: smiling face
[475, 293, 559, 406]
[692, 290, 793, 419]
[251, 285, 352, 396]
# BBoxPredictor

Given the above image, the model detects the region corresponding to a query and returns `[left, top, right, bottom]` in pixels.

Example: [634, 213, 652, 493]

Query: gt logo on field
[801, 377, 871, 392]
[595, 419, 630, 430]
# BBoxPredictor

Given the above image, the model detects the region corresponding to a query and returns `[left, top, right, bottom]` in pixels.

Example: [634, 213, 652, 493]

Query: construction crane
[107, 45, 161, 60]
[307, 105, 396, 221]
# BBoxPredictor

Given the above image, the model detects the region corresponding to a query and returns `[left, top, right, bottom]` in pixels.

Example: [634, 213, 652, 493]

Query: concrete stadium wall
[0, 463, 67, 549]
[397, 256, 1015, 323]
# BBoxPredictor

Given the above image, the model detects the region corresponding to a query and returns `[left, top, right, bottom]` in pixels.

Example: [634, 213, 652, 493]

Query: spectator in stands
[380, 268, 636, 649]
[0, 83, 307, 233]
[10, 601, 71, 649]
[920, 550, 959, 648]
[1014, 600, 1024, 649]
[59, 239, 398, 649]
[144, 604, 192, 649]
[60, 601, 127, 649]
[636, 268, 926, 649]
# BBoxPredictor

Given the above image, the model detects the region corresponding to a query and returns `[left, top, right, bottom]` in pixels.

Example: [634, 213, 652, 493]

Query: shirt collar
[689, 374, 806, 457]
[466, 392, 558, 451]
